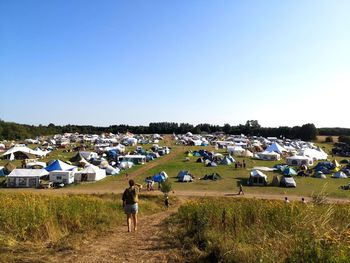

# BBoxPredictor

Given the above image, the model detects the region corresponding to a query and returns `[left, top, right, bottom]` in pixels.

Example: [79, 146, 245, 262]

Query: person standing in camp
[122, 179, 142, 232]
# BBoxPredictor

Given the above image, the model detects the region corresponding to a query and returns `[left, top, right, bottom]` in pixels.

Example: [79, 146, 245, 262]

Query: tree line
[0, 119, 327, 142]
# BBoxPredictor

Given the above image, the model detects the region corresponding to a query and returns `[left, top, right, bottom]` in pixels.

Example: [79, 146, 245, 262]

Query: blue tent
[45, 160, 76, 172]
[108, 150, 118, 159]
[146, 155, 154, 161]
[314, 162, 335, 171]
[152, 171, 168, 182]
[207, 162, 218, 167]
[283, 167, 297, 176]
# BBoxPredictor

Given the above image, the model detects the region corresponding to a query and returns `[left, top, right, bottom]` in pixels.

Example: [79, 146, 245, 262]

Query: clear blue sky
[1, 0, 349, 128]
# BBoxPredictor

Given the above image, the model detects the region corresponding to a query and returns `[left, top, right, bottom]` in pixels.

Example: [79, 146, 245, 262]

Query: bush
[160, 179, 172, 195]
[339, 136, 350, 144]
[325, 136, 334, 143]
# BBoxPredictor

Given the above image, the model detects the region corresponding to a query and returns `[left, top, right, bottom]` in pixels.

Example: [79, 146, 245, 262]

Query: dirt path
[54, 200, 183, 263]
[128, 146, 183, 179]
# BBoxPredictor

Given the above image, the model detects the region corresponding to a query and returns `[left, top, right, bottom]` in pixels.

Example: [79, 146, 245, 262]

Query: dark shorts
[124, 203, 138, 214]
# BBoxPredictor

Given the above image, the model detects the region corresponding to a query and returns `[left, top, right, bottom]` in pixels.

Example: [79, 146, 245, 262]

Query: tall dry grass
[0, 192, 162, 249]
[168, 198, 350, 262]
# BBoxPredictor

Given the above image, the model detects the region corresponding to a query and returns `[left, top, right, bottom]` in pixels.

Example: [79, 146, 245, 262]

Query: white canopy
[9, 169, 49, 177]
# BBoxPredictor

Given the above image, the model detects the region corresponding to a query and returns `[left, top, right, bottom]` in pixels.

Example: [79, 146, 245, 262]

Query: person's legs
[132, 213, 138, 231]
[126, 214, 132, 232]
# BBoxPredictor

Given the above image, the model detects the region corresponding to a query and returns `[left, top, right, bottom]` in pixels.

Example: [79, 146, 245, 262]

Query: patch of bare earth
[50, 205, 183, 263]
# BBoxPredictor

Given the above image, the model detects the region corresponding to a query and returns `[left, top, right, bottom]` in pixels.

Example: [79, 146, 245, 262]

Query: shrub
[325, 136, 334, 143]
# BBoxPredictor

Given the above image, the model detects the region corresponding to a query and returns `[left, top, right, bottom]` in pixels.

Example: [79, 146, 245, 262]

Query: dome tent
[248, 170, 268, 186]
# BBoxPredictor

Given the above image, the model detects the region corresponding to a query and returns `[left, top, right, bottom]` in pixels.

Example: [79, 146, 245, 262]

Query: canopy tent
[286, 155, 313, 166]
[298, 148, 328, 160]
[2, 146, 49, 160]
[255, 151, 281, 161]
[7, 169, 49, 188]
[45, 160, 77, 172]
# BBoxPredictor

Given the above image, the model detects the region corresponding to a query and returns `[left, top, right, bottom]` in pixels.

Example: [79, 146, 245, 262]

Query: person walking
[122, 179, 142, 232]
[238, 183, 244, 195]
[164, 195, 169, 208]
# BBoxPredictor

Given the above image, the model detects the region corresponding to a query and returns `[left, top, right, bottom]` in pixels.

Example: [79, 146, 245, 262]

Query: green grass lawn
[1, 141, 350, 198]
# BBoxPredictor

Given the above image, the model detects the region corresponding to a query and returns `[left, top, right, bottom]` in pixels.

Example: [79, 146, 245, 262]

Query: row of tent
[248, 170, 297, 187]
[6, 160, 108, 188]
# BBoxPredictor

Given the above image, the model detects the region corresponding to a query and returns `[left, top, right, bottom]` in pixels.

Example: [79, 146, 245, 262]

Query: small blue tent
[153, 171, 168, 182]
[283, 167, 297, 176]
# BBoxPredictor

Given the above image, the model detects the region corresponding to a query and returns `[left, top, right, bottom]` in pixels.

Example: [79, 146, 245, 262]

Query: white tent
[7, 169, 49, 188]
[265, 142, 286, 154]
[49, 170, 75, 184]
[299, 148, 328, 161]
[117, 155, 146, 165]
[227, 146, 245, 156]
[255, 151, 281, 161]
[286, 155, 314, 166]
[74, 164, 106, 182]
[2, 146, 48, 159]
[248, 170, 268, 186]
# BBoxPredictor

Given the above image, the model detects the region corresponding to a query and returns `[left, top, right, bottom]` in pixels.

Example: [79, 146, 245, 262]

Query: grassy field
[0, 192, 166, 262]
[167, 197, 350, 262]
[1, 140, 350, 199]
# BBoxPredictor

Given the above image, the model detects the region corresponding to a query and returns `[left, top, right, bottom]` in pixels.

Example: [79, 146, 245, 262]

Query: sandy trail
[53, 201, 183, 263]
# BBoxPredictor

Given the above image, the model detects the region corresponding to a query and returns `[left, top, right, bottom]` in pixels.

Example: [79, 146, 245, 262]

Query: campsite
[1, 132, 350, 198]
[1, 132, 350, 262]
[2, 0, 350, 261]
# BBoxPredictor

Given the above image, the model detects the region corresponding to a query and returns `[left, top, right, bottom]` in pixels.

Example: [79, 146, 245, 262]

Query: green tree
[160, 179, 172, 196]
